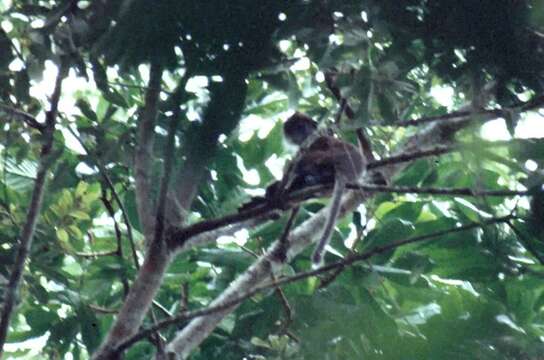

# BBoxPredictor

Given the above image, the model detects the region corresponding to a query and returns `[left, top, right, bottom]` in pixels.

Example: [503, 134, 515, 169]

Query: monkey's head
[283, 112, 318, 146]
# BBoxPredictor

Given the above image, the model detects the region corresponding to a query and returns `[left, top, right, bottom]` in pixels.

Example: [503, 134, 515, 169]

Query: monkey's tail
[312, 178, 345, 266]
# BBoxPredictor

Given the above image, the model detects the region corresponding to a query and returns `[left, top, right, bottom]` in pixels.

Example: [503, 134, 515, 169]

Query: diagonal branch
[118, 214, 512, 354]
[0, 59, 69, 355]
[0, 104, 46, 133]
[167, 179, 526, 253]
[92, 73, 249, 360]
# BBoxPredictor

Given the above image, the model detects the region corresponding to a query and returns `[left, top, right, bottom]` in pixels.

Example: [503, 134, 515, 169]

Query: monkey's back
[304, 136, 365, 181]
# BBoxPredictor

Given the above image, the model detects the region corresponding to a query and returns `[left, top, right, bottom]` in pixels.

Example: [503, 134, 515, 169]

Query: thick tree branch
[168, 178, 525, 252]
[0, 60, 68, 355]
[92, 73, 248, 360]
[119, 214, 511, 356]
[167, 143, 460, 246]
[165, 75, 248, 225]
[147, 91, 184, 355]
[134, 62, 163, 243]
[93, 237, 172, 359]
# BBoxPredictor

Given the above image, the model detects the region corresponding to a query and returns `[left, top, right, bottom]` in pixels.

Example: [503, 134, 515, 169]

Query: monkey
[281, 113, 366, 266]
[273, 112, 332, 197]
[239, 112, 366, 265]
[239, 112, 332, 212]
[283, 112, 318, 146]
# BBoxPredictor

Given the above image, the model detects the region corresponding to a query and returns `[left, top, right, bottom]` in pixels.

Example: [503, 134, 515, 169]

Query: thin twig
[367, 145, 456, 169]
[107, 81, 173, 95]
[66, 126, 139, 269]
[391, 109, 482, 127]
[273, 207, 300, 262]
[101, 192, 124, 257]
[317, 263, 346, 289]
[274, 277, 293, 335]
[179, 283, 189, 313]
[0, 104, 45, 132]
[372, 93, 544, 128]
[101, 192, 130, 296]
[74, 250, 119, 258]
[346, 184, 529, 197]
[89, 304, 118, 315]
[153, 300, 173, 318]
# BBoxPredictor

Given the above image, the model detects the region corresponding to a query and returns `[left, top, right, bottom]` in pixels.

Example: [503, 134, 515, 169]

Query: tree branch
[347, 184, 528, 197]
[66, 126, 139, 269]
[0, 60, 68, 355]
[367, 144, 456, 169]
[0, 104, 46, 133]
[134, 62, 163, 243]
[165, 74, 248, 224]
[92, 73, 249, 360]
[100, 192, 130, 296]
[168, 180, 525, 253]
[146, 85, 184, 355]
[119, 214, 512, 353]
[376, 93, 544, 128]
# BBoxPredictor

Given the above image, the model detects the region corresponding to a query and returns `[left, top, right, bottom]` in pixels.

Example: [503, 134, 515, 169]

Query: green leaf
[75, 181, 89, 197]
[103, 89, 128, 108]
[56, 228, 69, 243]
[0, 28, 14, 68]
[76, 99, 98, 122]
[377, 93, 396, 123]
[26, 308, 58, 336]
[14, 70, 30, 102]
[69, 211, 91, 221]
[197, 249, 253, 270]
[78, 306, 102, 353]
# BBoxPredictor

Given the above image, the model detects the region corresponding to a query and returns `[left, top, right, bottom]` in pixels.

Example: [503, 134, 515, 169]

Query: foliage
[0, 0, 544, 359]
